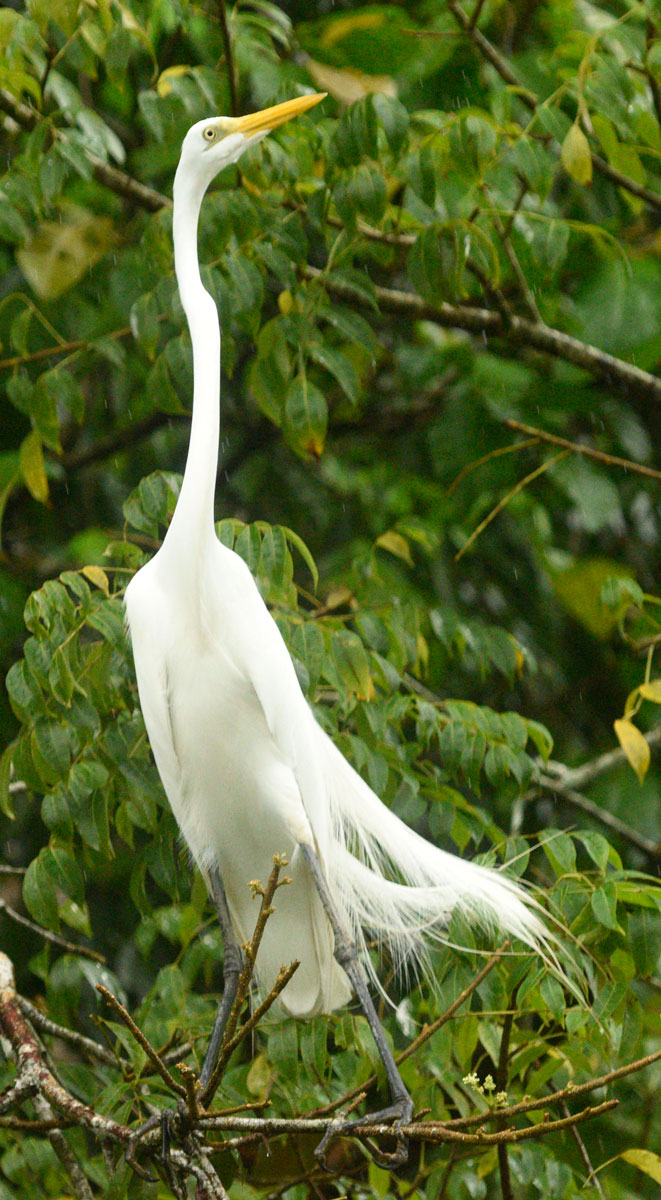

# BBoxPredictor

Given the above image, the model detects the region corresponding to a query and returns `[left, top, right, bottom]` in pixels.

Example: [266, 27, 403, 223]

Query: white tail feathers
[317, 725, 556, 998]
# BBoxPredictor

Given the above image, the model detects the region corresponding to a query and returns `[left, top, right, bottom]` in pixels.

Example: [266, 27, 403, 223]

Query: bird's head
[178, 92, 326, 191]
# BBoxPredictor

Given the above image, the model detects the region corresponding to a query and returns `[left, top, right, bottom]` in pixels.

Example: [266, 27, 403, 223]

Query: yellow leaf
[17, 206, 117, 300]
[278, 289, 293, 316]
[302, 55, 396, 104]
[613, 718, 650, 784]
[246, 1053, 274, 1099]
[157, 65, 191, 97]
[561, 123, 593, 185]
[320, 11, 386, 46]
[638, 679, 661, 703]
[624, 686, 641, 717]
[375, 530, 413, 566]
[620, 1149, 661, 1184]
[416, 632, 429, 676]
[324, 585, 354, 612]
[19, 431, 49, 504]
[82, 565, 110, 596]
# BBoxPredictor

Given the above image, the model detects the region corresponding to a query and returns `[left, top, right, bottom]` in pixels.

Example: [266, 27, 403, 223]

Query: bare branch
[96, 984, 186, 1098]
[32, 1092, 95, 1200]
[303, 266, 661, 405]
[200, 854, 292, 1105]
[17, 995, 121, 1068]
[503, 418, 661, 483]
[0, 899, 105, 962]
[518, 726, 661, 859]
[0, 88, 169, 211]
[0, 953, 131, 1142]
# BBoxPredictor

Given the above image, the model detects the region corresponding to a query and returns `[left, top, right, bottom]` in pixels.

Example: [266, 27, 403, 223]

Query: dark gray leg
[199, 868, 245, 1088]
[126, 868, 243, 1188]
[299, 844, 413, 1168]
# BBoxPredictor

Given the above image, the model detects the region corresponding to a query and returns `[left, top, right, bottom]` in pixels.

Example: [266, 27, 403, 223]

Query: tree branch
[0, 898, 105, 962]
[515, 726, 661, 858]
[0, 89, 169, 212]
[503, 418, 661, 483]
[445, 0, 661, 213]
[2, 947, 659, 1182]
[302, 266, 661, 404]
[96, 984, 186, 1098]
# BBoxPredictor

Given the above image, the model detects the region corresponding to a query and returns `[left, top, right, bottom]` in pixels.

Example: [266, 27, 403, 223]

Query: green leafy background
[0, 0, 660, 1197]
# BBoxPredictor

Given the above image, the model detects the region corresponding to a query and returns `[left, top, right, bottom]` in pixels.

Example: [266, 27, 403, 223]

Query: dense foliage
[0, 0, 660, 1197]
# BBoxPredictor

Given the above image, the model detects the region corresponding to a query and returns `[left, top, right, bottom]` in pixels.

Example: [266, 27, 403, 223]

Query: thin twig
[442, 1046, 661, 1129]
[481, 184, 541, 322]
[455, 451, 568, 561]
[504, 418, 661, 483]
[215, 960, 300, 1069]
[200, 854, 291, 1105]
[446, 437, 539, 496]
[0, 324, 132, 372]
[197, 1098, 619, 1143]
[32, 1091, 95, 1200]
[561, 1099, 607, 1199]
[178, 1061, 202, 1122]
[96, 985, 186, 1097]
[496, 1008, 514, 1200]
[0, 1073, 37, 1114]
[0, 899, 105, 962]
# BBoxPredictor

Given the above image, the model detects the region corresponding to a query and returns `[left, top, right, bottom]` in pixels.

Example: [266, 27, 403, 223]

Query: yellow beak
[232, 92, 326, 136]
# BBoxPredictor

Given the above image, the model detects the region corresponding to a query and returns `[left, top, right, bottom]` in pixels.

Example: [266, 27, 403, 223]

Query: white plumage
[125, 96, 550, 1038]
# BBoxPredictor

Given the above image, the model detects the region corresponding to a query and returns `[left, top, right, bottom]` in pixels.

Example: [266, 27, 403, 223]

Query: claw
[315, 1093, 413, 1172]
[124, 1107, 187, 1195]
[125, 1113, 160, 1182]
[161, 1110, 185, 1199]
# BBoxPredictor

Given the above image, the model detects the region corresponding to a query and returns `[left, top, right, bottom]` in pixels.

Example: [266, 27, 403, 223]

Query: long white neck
[163, 166, 220, 560]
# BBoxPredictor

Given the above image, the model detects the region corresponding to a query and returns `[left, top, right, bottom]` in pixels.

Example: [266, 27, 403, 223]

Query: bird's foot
[315, 1093, 414, 1172]
[125, 1103, 191, 1198]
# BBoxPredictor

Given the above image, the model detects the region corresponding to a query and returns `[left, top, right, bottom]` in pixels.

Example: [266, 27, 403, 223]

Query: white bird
[124, 93, 550, 1162]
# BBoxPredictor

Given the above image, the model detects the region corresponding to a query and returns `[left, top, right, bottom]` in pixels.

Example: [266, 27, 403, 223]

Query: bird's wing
[124, 568, 184, 806]
[211, 549, 332, 854]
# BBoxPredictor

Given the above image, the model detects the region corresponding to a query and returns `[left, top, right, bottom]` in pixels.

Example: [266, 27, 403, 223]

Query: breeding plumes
[124, 93, 553, 1163]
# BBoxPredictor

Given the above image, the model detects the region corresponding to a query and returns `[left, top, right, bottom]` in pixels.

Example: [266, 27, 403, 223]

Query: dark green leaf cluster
[1, 0, 661, 1196]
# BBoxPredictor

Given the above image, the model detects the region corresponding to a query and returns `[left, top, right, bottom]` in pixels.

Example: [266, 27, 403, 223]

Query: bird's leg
[126, 870, 243, 1187]
[199, 866, 245, 1089]
[299, 844, 414, 1170]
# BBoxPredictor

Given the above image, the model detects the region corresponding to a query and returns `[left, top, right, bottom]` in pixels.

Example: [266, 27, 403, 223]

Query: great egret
[124, 92, 550, 1164]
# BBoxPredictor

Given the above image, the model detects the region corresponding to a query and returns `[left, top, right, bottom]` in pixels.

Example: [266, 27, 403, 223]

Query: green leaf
[329, 630, 374, 701]
[23, 849, 60, 929]
[372, 93, 409, 155]
[284, 375, 327, 458]
[0, 744, 15, 819]
[591, 881, 621, 932]
[541, 831, 576, 876]
[308, 342, 360, 404]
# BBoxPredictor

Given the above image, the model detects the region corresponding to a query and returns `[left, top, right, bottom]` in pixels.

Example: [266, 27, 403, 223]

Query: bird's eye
[203, 127, 217, 143]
